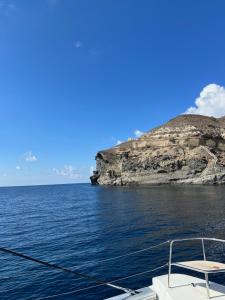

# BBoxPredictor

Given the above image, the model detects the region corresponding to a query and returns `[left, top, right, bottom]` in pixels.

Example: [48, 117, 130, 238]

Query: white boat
[105, 238, 225, 300]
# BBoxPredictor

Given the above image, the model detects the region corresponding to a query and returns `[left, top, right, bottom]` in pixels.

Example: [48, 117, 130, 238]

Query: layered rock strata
[90, 114, 225, 185]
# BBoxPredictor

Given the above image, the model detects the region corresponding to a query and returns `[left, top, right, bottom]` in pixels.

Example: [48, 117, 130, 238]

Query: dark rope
[0, 246, 137, 295]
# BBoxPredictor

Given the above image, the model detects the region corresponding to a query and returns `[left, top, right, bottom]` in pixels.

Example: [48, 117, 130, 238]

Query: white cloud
[185, 84, 225, 117]
[116, 140, 122, 145]
[23, 151, 37, 162]
[90, 166, 94, 175]
[53, 165, 82, 179]
[134, 130, 144, 138]
[16, 166, 21, 170]
[74, 41, 83, 48]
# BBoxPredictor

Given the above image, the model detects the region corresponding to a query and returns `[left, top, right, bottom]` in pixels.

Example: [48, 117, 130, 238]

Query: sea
[0, 183, 225, 300]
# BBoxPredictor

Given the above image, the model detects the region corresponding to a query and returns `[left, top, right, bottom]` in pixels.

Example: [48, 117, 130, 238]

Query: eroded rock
[91, 114, 225, 185]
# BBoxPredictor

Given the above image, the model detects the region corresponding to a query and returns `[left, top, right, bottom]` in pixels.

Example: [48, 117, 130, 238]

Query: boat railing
[169, 237, 225, 272]
[168, 237, 225, 299]
[2, 238, 225, 299]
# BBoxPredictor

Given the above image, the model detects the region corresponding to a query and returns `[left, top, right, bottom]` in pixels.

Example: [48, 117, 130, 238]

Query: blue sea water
[0, 183, 225, 299]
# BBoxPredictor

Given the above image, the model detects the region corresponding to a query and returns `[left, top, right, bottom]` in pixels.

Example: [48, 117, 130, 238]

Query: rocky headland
[90, 114, 225, 185]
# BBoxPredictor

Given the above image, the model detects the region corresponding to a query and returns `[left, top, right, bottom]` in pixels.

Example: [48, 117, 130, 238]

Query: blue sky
[1, 0, 225, 186]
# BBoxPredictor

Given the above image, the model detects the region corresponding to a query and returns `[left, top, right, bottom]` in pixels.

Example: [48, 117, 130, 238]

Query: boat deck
[153, 273, 225, 300]
[105, 286, 156, 300]
[105, 274, 225, 300]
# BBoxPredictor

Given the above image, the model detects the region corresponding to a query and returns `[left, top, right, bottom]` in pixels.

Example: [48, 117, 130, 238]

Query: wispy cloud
[116, 140, 122, 145]
[47, 0, 60, 5]
[53, 165, 82, 179]
[0, 1, 16, 15]
[74, 40, 83, 49]
[23, 151, 37, 162]
[16, 165, 21, 170]
[134, 130, 144, 138]
[88, 47, 104, 57]
[89, 166, 94, 175]
[185, 83, 225, 117]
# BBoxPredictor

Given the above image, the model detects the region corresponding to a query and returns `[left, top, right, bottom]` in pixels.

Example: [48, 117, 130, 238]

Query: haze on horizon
[1, 0, 225, 187]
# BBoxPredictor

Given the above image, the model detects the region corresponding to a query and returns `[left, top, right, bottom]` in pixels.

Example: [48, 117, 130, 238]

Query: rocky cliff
[90, 114, 225, 185]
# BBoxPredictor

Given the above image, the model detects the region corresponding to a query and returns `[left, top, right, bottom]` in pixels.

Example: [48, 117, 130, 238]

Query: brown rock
[91, 114, 225, 185]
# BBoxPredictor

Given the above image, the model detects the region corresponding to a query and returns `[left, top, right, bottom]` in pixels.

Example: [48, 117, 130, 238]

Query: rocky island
[90, 114, 225, 185]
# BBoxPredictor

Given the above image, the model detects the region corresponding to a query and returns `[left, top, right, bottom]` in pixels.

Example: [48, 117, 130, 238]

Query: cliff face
[91, 114, 225, 185]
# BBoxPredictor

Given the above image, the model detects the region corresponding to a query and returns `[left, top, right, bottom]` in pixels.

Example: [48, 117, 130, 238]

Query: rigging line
[0, 271, 82, 281]
[0, 247, 136, 295]
[0, 241, 169, 296]
[70, 240, 170, 270]
[31, 263, 168, 300]
[31, 282, 108, 300]
[0, 267, 63, 280]
[111, 263, 168, 283]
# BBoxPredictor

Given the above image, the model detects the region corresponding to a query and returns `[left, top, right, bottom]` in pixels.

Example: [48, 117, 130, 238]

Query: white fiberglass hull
[105, 273, 225, 300]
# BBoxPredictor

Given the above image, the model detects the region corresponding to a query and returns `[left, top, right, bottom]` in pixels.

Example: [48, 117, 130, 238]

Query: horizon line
[0, 182, 90, 189]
